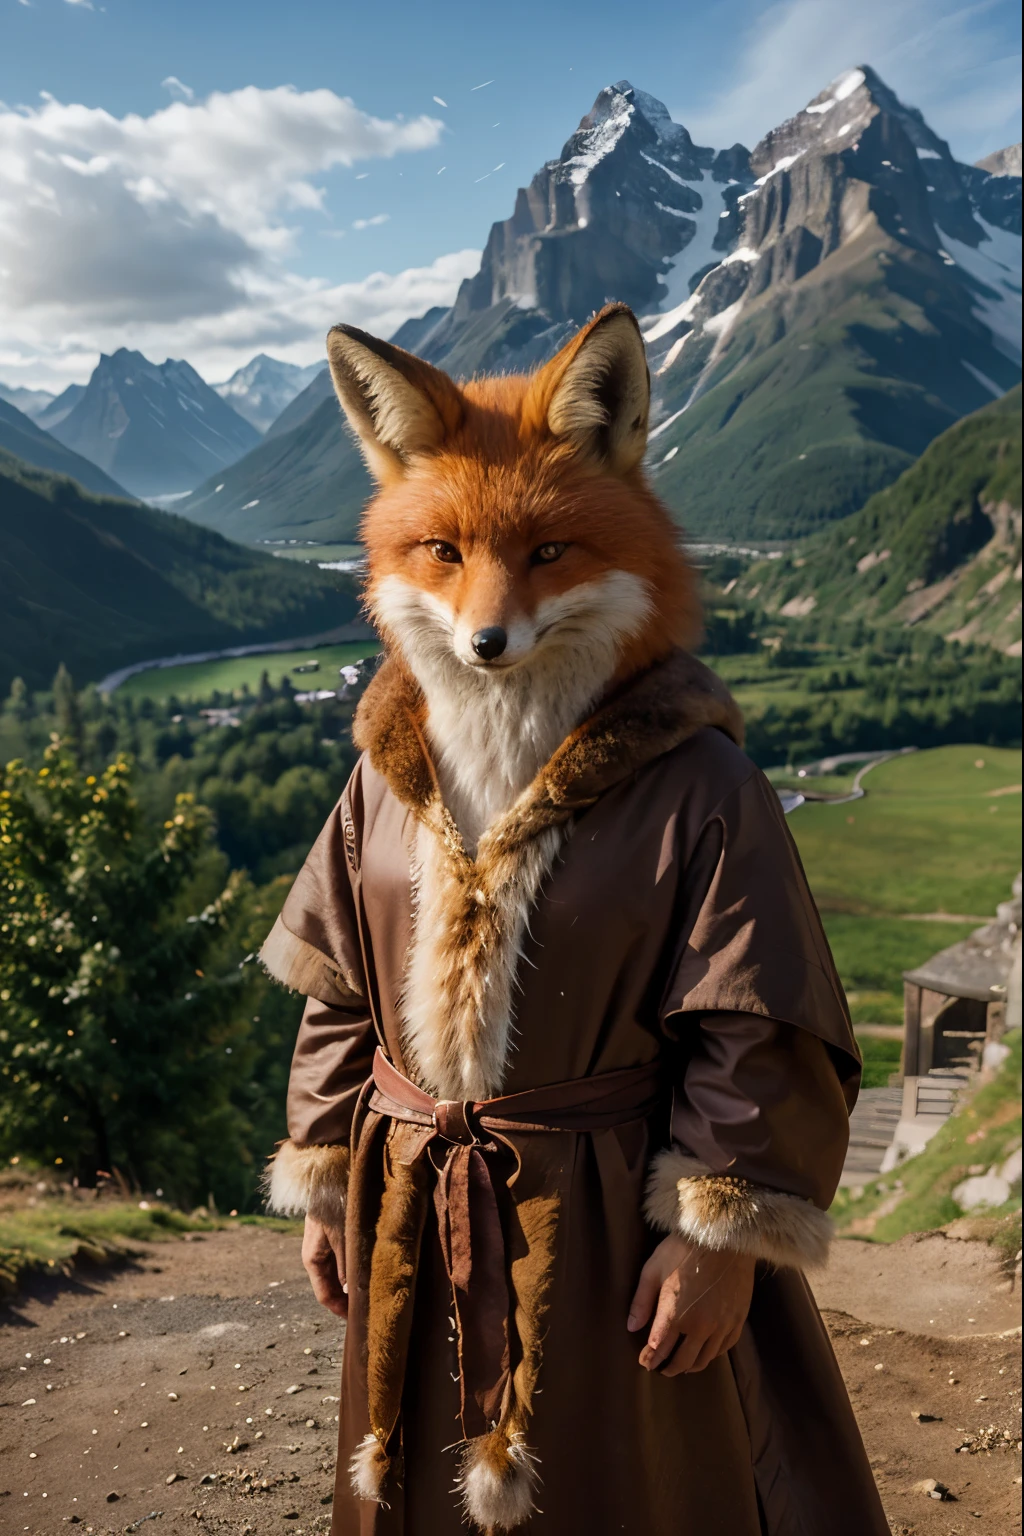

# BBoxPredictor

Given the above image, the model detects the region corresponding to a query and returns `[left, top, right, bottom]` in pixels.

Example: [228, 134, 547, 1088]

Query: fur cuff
[260, 913, 364, 1009]
[644, 1147, 833, 1271]
[263, 1139, 350, 1224]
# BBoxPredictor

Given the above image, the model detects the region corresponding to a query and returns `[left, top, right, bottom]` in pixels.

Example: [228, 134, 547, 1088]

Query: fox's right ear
[326, 325, 462, 483]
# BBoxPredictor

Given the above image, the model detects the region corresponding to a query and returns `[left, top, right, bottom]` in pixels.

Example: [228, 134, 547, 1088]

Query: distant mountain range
[177, 67, 1020, 548]
[0, 396, 132, 500]
[41, 350, 260, 500]
[0, 447, 358, 694]
[739, 385, 1021, 654]
[213, 354, 324, 433]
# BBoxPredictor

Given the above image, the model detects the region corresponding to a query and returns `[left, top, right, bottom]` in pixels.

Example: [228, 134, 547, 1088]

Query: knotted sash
[357, 1046, 664, 1465]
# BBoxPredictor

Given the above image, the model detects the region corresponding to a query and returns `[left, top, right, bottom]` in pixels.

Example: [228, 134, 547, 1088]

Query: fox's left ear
[326, 324, 463, 483]
[525, 303, 650, 475]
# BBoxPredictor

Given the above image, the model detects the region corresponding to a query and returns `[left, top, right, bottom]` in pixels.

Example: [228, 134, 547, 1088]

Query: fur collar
[353, 650, 743, 1100]
[354, 648, 743, 821]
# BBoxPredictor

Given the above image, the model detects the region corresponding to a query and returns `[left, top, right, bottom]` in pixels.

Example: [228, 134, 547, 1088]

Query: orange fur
[352, 305, 702, 676]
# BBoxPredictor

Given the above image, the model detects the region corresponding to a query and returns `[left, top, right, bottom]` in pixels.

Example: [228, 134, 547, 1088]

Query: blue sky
[1, 0, 1020, 388]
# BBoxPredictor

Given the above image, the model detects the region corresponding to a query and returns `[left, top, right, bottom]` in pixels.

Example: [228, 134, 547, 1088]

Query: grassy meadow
[787, 745, 1022, 1028]
[116, 639, 381, 702]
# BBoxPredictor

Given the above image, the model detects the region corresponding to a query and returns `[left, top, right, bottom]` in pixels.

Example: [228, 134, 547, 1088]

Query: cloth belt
[366, 1045, 664, 1441]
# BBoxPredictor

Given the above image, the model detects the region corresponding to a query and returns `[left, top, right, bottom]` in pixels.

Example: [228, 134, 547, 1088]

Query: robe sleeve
[644, 765, 862, 1271]
[258, 760, 376, 1228]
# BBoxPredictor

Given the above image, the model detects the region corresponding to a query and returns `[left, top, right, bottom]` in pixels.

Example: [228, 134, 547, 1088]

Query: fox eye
[425, 540, 462, 564]
[532, 541, 567, 565]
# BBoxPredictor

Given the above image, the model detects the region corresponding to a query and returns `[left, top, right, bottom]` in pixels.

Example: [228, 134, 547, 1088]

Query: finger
[645, 1279, 684, 1360]
[660, 1325, 707, 1376]
[627, 1259, 662, 1333]
[685, 1329, 730, 1375]
[304, 1254, 348, 1316]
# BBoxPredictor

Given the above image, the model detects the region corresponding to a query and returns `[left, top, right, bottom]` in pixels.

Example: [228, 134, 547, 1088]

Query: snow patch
[566, 101, 634, 187]
[833, 69, 865, 102]
[942, 218, 1023, 363]
[805, 100, 835, 116]
[962, 360, 1005, 398]
[654, 202, 692, 220]
[648, 179, 729, 317]
[241, 499, 260, 510]
[643, 292, 699, 342]
[656, 335, 691, 374]
[648, 404, 689, 442]
[704, 298, 744, 338]
[916, 148, 941, 160]
[640, 151, 690, 189]
[752, 153, 803, 189]
[659, 445, 679, 463]
[722, 246, 758, 265]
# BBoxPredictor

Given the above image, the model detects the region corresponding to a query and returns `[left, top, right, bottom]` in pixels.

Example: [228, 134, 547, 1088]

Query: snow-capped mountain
[178, 70, 1021, 547]
[213, 354, 324, 433]
[50, 350, 261, 499]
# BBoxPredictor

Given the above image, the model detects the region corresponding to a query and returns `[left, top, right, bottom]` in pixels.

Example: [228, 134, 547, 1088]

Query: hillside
[181, 392, 372, 545]
[0, 397, 131, 500]
[51, 349, 261, 499]
[177, 69, 1021, 548]
[0, 450, 357, 692]
[742, 386, 1022, 652]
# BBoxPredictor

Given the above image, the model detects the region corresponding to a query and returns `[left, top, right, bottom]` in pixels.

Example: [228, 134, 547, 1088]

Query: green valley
[0, 450, 359, 693]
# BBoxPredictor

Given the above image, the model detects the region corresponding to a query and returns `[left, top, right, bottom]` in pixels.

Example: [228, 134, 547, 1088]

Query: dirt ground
[0, 1227, 1019, 1536]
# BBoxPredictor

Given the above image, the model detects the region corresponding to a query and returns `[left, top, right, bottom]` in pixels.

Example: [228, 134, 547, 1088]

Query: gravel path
[0, 1227, 1019, 1534]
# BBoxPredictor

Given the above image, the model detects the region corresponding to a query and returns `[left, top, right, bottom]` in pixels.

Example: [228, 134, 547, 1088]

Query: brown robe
[261, 649, 889, 1536]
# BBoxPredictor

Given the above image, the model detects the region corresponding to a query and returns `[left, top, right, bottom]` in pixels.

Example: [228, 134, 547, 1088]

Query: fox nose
[471, 626, 508, 661]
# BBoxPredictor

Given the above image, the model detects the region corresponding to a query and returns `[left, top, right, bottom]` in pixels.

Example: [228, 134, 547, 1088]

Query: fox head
[326, 303, 699, 699]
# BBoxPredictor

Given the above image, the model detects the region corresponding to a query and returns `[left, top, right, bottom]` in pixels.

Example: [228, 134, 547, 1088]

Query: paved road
[97, 621, 376, 694]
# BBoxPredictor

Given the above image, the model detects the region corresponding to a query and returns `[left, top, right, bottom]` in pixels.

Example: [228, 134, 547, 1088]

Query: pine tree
[0, 745, 259, 1205]
[52, 663, 83, 758]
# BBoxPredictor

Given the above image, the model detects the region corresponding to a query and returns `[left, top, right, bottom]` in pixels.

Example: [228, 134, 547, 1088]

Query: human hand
[301, 1214, 348, 1317]
[627, 1234, 754, 1376]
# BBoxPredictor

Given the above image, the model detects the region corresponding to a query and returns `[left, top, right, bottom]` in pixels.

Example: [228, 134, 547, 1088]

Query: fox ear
[527, 304, 650, 475]
[326, 325, 462, 483]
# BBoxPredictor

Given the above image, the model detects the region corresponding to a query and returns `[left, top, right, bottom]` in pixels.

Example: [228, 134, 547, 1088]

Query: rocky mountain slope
[0, 449, 356, 693]
[178, 70, 1020, 547]
[213, 354, 323, 433]
[742, 385, 1021, 653]
[50, 350, 261, 500]
[0, 396, 132, 500]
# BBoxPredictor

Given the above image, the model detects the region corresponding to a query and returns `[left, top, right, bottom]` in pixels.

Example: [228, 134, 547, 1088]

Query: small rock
[166, 1472, 185, 1484]
[912, 1478, 954, 1501]
[286, 1384, 301, 1394]
[199, 1473, 219, 1485]
[305, 1419, 316, 1428]
[105, 1492, 120, 1503]
[952, 1172, 1011, 1211]
[167, 1392, 179, 1401]
[911, 1411, 942, 1423]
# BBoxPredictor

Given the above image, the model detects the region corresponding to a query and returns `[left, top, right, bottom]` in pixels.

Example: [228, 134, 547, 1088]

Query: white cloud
[687, 0, 1022, 161]
[0, 86, 473, 389]
[352, 213, 390, 229]
[161, 76, 195, 103]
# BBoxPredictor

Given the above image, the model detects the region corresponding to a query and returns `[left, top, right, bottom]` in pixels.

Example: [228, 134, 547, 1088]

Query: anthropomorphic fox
[330, 303, 699, 849]
[263, 304, 889, 1535]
